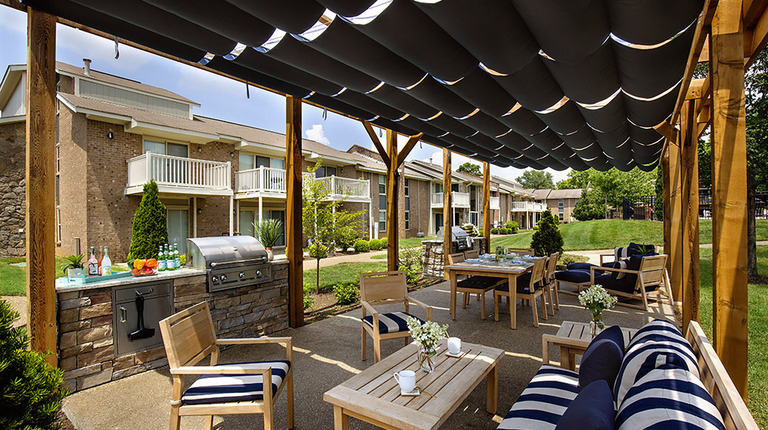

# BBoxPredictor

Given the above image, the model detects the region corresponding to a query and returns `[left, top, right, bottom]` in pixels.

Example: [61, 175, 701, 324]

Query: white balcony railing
[511, 201, 547, 212]
[126, 152, 231, 195]
[236, 167, 286, 195]
[313, 175, 370, 201]
[490, 196, 500, 210]
[431, 192, 471, 208]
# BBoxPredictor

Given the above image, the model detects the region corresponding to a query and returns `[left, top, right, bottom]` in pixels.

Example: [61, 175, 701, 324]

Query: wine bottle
[158, 245, 166, 271]
[87, 247, 99, 276]
[101, 247, 112, 276]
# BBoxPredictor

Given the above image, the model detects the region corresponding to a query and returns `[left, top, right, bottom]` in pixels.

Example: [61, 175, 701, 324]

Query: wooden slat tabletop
[324, 340, 504, 430]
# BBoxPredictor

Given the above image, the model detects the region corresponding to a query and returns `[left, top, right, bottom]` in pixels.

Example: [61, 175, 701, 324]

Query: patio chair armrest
[216, 337, 292, 346]
[594, 266, 639, 275]
[361, 300, 378, 317]
[599, 253, 614, 265]
[407, 297, 433, 321]
[171, 365, 274, 375]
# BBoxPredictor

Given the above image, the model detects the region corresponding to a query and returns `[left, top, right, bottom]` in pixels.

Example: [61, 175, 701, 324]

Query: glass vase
[590, 312, 604, 338]
[418, 347, 436, 373]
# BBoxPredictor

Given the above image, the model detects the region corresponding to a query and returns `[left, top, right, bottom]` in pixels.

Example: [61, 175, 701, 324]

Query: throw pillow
[594, 325, 625, 352]
[579, 338, 624, 391]
[556, 380, 615, 430]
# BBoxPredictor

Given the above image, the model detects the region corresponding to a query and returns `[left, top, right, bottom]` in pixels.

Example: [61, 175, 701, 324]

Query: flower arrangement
[407, 317, 448, 351]
[578, 284, 618, 333]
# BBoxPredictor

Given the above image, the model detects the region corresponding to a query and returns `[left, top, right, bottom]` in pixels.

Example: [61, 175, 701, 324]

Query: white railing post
[145, 151, 151, 185]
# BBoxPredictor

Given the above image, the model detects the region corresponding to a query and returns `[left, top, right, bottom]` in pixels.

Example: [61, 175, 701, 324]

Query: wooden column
[25, 9, 57, 365]
[443, 149, 452, 279]
[285, 95, 304, 328]
[662, 145, 671, 270]
[710, 0, 748, 398]
[483, 162, 491, 247]
[667, 140, 684, 307]
[385, 129, 399, 272]
[680, 99, 700, 333]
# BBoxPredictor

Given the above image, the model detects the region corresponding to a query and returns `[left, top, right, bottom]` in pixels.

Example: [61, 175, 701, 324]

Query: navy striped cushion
[614, 247, 630, 260]
[497, 365, 579, 430]
[616, 368, 725, 430]
[362, 311, 420, 334]
[181, 360, 290, 405]
[627, 319, 692, 355]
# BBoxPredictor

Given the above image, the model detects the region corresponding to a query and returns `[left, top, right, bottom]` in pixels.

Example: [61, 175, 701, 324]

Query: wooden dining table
[444, 258, 532, 329]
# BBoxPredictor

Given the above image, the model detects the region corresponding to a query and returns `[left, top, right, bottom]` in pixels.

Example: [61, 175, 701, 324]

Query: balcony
[490, 196, 500, 210]
[431, 192, 470, 208]
[126, 152, 232, 196]
[236, 167, 286, 199]
[316, 176, 370, 202]
[510, 201, 547, 212]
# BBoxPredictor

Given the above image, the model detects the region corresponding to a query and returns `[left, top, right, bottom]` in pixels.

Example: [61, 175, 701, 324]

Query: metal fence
[619, 196, 658, 221]
[699, 189, 768, 219]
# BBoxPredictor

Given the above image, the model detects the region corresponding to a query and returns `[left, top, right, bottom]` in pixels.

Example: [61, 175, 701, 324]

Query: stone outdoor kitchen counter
[55, 267, 207, 292]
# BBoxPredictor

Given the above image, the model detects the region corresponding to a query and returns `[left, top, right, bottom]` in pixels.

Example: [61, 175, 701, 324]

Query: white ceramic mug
[448, 337, 462, 355]
[393, 370, 416, 393]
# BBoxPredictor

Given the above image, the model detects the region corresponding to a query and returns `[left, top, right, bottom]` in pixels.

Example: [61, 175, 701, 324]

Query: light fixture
[197, 208, 202, 215]
[230, 152, 235, 157]
[107, 131, 114, 139]
[197, 146, 202, 152]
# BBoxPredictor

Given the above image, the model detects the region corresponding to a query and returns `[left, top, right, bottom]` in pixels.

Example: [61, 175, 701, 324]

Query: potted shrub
[62, 254, 86, 283]
[253, 219, 284, 261]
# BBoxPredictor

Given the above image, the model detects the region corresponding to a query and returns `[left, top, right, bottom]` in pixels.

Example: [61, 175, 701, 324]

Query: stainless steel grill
[437, 226, 472, 251]
[186, 236, 271, 292]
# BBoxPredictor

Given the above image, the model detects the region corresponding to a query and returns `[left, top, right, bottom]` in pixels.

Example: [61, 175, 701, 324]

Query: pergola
[6, 0, 767, 401]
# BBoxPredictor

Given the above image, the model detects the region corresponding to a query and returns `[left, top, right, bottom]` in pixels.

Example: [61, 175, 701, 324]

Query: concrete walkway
[300, 249, 387, 271]
[60, 280, 675, 430]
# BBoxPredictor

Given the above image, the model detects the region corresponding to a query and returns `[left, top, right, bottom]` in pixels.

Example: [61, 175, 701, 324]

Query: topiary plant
[354, 239, 370, 253]
[128, 180, 168, 260]
[490, 228, 499, 234]
[379, 237, 388, 248]
[368, 238, 382, 250]
[530, 208, 564, 256]
[0, 300, 69, 429]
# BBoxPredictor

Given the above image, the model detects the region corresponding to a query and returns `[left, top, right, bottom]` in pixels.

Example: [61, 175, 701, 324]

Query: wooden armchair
[507, 248, 534, 256]
[590, 254, 673, 310]
[495, 257, 548, 327]
[360, 271, 433, 362]
[158, 301, 293, 430]
[543, 252, 560, 314]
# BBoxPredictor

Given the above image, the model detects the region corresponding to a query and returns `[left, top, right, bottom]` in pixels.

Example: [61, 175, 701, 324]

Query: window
[558, 199, 564, 221]
[239, 153, 255, 170]
[144, 139, 188, 157]
[379, 175, 386, 210]
[404, 179, 410, 230]
[451, 183, 459, 192]
[405, 211, 410, 230]
[434, 183, 442, 194]
[315, 165, 337, 178]
[379, 210, 386, 232]
[239, 154, 284, 171]
[167, 209, 189, 254]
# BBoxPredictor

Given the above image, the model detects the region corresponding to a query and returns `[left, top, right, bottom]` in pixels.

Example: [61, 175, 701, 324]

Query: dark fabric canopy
[21, 0, 705, 171]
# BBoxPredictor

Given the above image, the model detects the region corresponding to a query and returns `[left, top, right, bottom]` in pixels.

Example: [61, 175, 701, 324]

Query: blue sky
[0, 6, 570, 183]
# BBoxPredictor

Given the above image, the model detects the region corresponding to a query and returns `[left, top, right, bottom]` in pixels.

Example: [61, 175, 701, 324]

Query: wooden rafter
[395, 132, 423, 168]
[362, 120, 390, 168]
[746, 3, 768, 67]
[286, 95, 304, 328]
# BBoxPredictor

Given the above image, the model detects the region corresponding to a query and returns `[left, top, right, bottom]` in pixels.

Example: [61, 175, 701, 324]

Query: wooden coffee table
[542, 321, 637, 370]
[323, 340, 504, 430]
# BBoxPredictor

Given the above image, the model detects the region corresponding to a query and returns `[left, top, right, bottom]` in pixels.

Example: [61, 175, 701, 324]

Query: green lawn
[491, 219, 768, 251]
[697, 246, 768, 428]
[398, 236, 436, 249]
[304, 261, 387, 293]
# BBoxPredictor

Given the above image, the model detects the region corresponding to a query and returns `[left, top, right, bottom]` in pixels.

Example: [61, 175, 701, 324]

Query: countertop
[55, 267, 206, 293]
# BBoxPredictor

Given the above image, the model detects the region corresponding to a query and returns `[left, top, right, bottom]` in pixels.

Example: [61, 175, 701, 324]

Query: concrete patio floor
[61, 281, 675, 429]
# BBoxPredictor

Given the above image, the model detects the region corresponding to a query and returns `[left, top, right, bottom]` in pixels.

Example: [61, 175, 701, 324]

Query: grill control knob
[211, 275, 219, 283]
[239, 272, 245, 279]
[256, 270, 262, 277]
[220, 274, 227, 281]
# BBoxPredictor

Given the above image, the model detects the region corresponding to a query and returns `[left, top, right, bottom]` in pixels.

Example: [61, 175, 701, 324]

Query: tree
[516, 170, 554, 189]
[572, 189, 604, 221]
[303, 163, 365, 292]
[456, 162, 482, 176]
[530, 208, 563, 256]
[554, 167, 658, 216]
[127, 180, 168, 260]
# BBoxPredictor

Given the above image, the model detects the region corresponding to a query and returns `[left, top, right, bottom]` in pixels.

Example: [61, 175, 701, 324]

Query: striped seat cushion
[181, 360, 290, 405]
[362, 311, 421, 334]
[497, 365, 579, 430]
[616, 368, 725, 429]
[626, 319, 693, 355]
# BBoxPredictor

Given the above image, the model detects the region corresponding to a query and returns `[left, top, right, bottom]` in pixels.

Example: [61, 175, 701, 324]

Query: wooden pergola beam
[395, 133, 423, 168]
[443, 149, 452, 280]
[680, 99, 701, 334]
[25, 8, 57, 366]
[667, 134, 685, 309]
[362, 121, 390, 168]
[745, 4, 768, 67]
[483, 162, 491, 247]
[385, 129, 399, 272]
[710, 0, 749, 399]
[286, 95, 304, 328]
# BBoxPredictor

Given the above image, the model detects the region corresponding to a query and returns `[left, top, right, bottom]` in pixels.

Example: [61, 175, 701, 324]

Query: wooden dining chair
[494, 257, 547, 327]
[360, 271, 433, 362]
[159, 301, 294, 430]
[544, 252, 560, 315]
[447, 253, 505, 319]
[507, 247, 534, 256]
[463, 249, 482, 301]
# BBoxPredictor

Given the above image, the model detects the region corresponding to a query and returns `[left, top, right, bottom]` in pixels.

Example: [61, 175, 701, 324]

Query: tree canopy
[456, 162, 482, 176]
[516, 170, 554, 189]
[560, 167, 658, 221]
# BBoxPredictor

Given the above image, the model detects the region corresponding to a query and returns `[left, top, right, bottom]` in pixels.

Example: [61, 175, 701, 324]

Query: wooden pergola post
[25, 9, 57, 366]
[285, 95, 304, 328]
[385, 129, 399, 272]
[667, 139, 684, 307]
[443, 149, 452, 279]
[680, 99, 700, 333]
[483, 162, 491, 247]
[710, 0, 748, 398]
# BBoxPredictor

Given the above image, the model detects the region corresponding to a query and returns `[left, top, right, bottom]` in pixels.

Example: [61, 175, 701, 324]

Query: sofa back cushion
[579, 338, 623, 391]
[615, 368, 725, 430]
[628, 243, 655, 256]
[627, 319, 693, 355]
[555, 380, 615, 430]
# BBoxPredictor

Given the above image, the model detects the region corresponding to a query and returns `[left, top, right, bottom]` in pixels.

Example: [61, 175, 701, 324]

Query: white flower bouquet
[406, 317, 448, 352]
[578, 284, 618, 330]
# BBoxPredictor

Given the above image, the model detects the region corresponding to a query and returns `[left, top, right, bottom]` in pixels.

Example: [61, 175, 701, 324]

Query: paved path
[2, 295, 26, 327]
[295, 249, 388, 271]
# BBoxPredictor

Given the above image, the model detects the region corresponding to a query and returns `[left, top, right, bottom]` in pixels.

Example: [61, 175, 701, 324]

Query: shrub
[128, 180, 168, 260]
[354, 240, 370, 253]
[505, 221, 519, 233]
[0, 300, 69, 429]
[398, 247, 423, 284]
[252, 219, 284, 248]
[379, 237, 388, 248]
[530, 209, 564, 256]
[333, 282, 359, 305]
[368, 238, 382, 250]
[308, 243, 328, 258]
[335, 228, 358, 252]
[501, 228, 510, 234]
[490, 228, 499, 234]
[303, 291, 314, 310]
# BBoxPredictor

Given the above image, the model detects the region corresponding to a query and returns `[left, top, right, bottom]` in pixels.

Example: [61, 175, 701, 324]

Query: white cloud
[305, 124, 331, 145]
[56, 24, 152, 72]
[422, 150, 470, 168]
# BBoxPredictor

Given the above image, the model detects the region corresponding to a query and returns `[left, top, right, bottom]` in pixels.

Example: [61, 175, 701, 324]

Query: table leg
[449, 271, 457, 320]
[334, 405, 349, 430]
[561, 347, 577, 371]
[508, 274, 517, 329]
[486, 364, 498, 414]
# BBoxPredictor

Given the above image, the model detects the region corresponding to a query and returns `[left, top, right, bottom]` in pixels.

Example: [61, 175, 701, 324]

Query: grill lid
[186, 236, 267, 269]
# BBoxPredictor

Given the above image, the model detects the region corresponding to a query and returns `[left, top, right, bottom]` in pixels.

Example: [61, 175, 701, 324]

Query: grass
[0, 257, 129, 296]
[696, 245, 768, 428]
[397, 236, 436, 248]
[491, 219, 768, 251]
[304, 261, 387, 293]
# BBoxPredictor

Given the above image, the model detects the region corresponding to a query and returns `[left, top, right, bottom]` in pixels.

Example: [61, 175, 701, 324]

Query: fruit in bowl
[130, 258, 158, 276]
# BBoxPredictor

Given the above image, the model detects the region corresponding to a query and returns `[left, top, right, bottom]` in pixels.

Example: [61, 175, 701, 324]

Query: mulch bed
[55, 410, 75, 430]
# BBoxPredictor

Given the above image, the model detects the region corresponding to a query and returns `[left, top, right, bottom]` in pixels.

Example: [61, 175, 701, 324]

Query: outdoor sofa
[497, 319, 757, 429]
